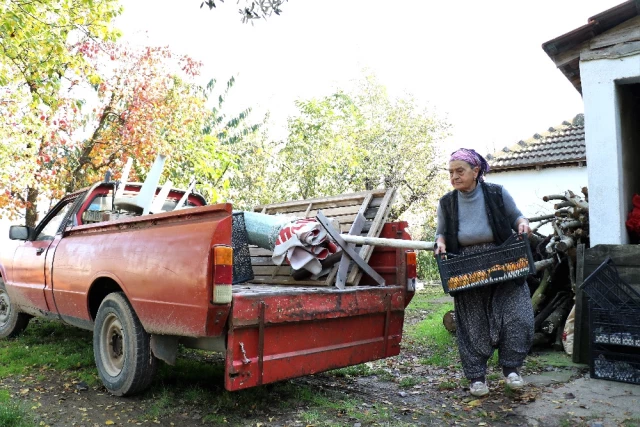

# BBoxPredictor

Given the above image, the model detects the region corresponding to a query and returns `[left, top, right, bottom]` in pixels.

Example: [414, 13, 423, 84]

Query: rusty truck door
[10, 197, 76, 314]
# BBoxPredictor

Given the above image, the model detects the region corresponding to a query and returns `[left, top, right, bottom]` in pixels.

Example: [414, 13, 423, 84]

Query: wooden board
[573, 244, 586, 365]
[250, 188, 396, 286]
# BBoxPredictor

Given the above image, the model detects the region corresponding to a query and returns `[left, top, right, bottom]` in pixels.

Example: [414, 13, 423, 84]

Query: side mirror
[9, 225, 31, 241]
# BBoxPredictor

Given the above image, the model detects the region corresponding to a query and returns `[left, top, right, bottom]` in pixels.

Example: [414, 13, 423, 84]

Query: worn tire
[93, 292, 157, 396]
[0, 277, 30, 339]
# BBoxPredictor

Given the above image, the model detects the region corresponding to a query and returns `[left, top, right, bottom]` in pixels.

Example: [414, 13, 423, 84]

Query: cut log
[534, 292, 569, 330]
[561, 220, 582, 231]
[443, 310, 456, 334]
[529, 214, 556, 222]
[554, 317, 566, 351]
[554, 201, 574, 210]
[531, 268, 551, 312]
[535, 258, 554, 272]
[555, 236, 574, 252]
[565, 190, 589, 210]
[543, 194, 567, 202]
[541, 298, 573, 336]
[533, 332, 551, 347]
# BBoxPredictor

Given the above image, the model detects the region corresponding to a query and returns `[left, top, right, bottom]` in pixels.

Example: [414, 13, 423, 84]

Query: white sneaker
[505, 372, 524, 389]
[469, 381, 489, 397]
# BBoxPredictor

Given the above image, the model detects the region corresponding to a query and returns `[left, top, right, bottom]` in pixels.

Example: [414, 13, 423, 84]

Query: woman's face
[449, 160, 479, 192]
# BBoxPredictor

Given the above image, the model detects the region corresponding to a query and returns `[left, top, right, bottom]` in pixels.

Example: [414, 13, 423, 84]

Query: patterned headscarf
[450, 148, 490, 182]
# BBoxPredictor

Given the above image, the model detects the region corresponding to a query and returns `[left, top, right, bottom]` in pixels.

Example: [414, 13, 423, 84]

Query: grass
[529, 351, 585, 368]
[437, 381, 456, 390]
[405, 289, 457, 367]
[330, 363, 373, 378]
[399, 376, 420, 388]
[0, 318, 95, 383]
[0, 389, 35, 427]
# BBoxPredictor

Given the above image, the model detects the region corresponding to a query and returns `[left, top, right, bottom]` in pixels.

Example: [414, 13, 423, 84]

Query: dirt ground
[1, 290, 639, 427]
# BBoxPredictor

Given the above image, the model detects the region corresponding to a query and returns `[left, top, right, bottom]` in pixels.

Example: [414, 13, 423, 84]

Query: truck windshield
[36, 199, 75, 241]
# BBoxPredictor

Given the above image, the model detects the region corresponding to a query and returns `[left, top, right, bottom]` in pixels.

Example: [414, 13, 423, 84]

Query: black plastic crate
[232, 212, 254, 285]
[590, 349, 640, 385]
[580, 258, 640, 311]
[436, 234, 535, 294]
[590, 305, 640, 348]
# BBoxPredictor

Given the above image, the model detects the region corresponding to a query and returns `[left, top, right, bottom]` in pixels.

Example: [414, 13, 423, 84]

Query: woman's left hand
[518, 222, 532, 237]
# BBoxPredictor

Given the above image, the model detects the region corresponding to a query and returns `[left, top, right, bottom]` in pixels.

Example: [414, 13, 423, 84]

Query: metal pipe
[340, 234, 435, 251]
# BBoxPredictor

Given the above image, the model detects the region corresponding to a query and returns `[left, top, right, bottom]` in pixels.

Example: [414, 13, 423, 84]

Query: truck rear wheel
[0, 277, 30, 339]
[93, 292, 157, 396]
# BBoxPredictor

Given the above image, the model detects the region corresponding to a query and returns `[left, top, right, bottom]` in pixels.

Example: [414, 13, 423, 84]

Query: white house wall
[485, 167, 587, 235]
[580, 52, 640, 245]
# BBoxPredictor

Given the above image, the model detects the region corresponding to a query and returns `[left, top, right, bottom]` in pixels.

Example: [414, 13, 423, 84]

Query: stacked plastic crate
[580, 257, 640, 384]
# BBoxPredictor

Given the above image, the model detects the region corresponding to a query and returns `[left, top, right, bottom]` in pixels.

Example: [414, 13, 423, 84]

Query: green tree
[280, 75, 450, 221]
[223, 120, 284, 210]
[0, 0, 122, 225]
[164, 76, 263, 205]
[1, 40, 256, 225]
[1, 0, 122, 107]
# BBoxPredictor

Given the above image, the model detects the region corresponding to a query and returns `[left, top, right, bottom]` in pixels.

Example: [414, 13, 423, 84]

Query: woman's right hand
[434, 238, 446, 255]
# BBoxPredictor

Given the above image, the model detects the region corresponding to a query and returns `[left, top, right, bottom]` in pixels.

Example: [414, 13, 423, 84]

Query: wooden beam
[316, 211, 385, 286]
[348, 188, 397, 285]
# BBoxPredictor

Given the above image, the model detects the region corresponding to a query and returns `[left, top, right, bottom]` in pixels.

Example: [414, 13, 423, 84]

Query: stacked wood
[527, 187, 589, 351]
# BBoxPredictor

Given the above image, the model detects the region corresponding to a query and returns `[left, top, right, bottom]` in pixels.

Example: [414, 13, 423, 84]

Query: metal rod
[340, 234, 435, 251]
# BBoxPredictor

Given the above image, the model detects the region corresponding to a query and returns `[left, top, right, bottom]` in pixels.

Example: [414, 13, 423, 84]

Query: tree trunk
[25, 187, 39, 228]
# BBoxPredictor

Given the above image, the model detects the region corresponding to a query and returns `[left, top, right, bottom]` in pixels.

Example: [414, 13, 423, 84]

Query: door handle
[35, 248, 45, 256]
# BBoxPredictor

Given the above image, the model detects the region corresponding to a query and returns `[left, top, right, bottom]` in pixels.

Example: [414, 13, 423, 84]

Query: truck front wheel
[0, 277, 30, 339]
[94, 292, 157, 396]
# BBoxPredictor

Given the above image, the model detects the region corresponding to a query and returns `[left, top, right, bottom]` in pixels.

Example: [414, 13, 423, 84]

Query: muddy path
[0, 288, 593, 427]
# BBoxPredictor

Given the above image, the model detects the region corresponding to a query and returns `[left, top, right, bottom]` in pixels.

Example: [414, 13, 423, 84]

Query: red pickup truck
[0, 182, 416, 396]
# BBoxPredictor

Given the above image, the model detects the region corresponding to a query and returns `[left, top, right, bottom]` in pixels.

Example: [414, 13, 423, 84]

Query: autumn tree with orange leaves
[2, 40, 256, 226]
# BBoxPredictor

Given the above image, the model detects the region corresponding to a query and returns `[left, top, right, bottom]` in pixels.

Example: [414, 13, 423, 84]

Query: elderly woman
[434, 148, 534, 397]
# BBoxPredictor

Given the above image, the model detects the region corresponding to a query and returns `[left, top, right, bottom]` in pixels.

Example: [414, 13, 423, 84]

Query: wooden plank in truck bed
[250, 188, 396, 286]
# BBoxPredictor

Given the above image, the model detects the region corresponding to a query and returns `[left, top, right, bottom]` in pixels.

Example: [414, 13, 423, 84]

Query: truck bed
[233, 283, 382, 295]
[224, 222, 413, 391]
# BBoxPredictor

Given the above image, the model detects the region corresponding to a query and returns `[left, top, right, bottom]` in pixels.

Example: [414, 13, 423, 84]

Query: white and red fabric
[272, 218, 339, 275]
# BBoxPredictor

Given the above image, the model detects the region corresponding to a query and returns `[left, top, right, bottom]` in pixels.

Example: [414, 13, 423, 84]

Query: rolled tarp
[242, 211, 339, 275]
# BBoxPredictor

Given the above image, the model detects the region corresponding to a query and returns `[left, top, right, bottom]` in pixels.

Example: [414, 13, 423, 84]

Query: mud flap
[224, 287, 406, 391]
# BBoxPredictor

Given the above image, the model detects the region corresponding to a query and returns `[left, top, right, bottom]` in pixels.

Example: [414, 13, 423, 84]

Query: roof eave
[542, 0, 639, 93]
[489, 159, 587, 173]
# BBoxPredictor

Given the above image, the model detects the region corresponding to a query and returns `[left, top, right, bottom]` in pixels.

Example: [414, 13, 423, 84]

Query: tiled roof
[487, 115, 585, 172]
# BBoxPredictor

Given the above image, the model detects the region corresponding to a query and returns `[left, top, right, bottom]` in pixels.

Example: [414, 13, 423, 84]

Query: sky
[0, 0, 625, 233]
[115, 0, 622, 156]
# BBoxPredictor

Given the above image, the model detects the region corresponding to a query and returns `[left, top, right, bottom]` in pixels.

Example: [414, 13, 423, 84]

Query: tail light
[213, 246, 233, 304]
[406, 251, 417, 292]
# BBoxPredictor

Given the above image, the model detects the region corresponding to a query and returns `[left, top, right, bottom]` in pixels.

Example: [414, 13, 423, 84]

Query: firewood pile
[443, 187, 590, 355]
[527, 187, 589, 351]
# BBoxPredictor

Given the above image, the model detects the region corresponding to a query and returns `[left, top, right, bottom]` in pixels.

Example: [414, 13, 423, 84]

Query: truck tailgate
[225, 284, 407, 391]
